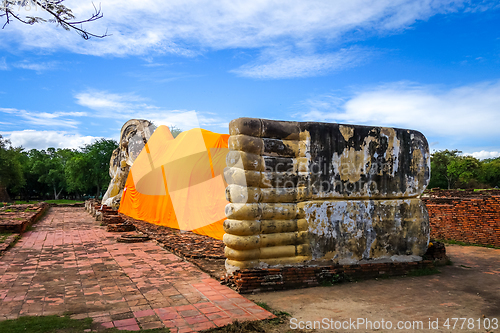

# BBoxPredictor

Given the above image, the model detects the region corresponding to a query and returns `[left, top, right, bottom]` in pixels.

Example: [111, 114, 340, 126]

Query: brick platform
[0, 203, 49, 233]
[0, 234, 20, 253]
[232, 260, 435, 294]
[0, 207, 274, 332]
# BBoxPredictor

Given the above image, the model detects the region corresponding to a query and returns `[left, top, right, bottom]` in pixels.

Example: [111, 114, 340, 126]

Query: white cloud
[13, 60, 58, 72]
[54, 111, 88, 117]
[75, 91, 140, 111]
[2, 89, 228, 137]
[298, 80, 500, 138]
[0, 107, 81, 128]
[0, 57, 7, 70]
[232, 47, 371, 79]
[0, 58, 58, 72]
[1, 130, 100, 150]
[467, 151, 500, 160]
[0, 0, 487, 77]
[74, 89, 226, 130]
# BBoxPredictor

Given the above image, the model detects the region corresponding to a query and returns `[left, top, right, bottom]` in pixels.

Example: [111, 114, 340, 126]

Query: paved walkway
[0, 207, 273, 332]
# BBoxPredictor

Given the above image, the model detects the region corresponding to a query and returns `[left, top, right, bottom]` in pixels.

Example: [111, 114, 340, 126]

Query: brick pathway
[0, 207, 273, 332]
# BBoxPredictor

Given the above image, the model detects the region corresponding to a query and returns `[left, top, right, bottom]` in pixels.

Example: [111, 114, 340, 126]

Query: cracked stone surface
[0, 207, 273, 332]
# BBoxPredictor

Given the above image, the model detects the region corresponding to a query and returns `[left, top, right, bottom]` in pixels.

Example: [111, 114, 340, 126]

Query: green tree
[169, 125, 183, 138]
[30, 147, 76, 200]
[0, 136, 117, 200]
[447, 156, 481, 189]
[0, 135, 25, 197]
[23, 149, 53, 199]
[479, 158, 500, 188]
[69, 139, 117, 198]
[65, 152, 92, 196]
[428, 149, 462, 189]
[18, 149, 45, 200]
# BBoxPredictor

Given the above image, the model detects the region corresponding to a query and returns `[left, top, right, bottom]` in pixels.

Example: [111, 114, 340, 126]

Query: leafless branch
[0, 0, 109, 40]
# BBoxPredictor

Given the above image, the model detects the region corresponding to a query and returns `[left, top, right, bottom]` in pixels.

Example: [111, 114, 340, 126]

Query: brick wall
[423, 192, 500, 247]
[232, 260, 435, 294]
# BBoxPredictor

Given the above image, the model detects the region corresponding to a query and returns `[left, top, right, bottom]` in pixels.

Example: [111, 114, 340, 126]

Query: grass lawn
[12, 201, 38, 205]
[44, 199, 84, 204]
[437, 238, 500, 249]
[0, 315, 170, 333]
[0, 315, 92, 333]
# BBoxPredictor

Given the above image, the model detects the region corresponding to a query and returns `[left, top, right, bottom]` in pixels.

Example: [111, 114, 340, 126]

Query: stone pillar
[224, 118, 430, 274]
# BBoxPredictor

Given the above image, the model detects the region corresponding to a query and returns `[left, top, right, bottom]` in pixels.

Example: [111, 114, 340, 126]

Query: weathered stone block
[224, 118, 430, 274]
[303, 198, 429, 262]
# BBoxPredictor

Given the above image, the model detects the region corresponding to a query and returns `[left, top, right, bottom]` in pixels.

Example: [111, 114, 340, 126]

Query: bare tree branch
[1, 0, 109, 40]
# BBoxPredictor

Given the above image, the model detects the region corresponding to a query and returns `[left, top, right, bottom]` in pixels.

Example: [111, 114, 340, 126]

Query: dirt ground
[244, 245, 500, 332]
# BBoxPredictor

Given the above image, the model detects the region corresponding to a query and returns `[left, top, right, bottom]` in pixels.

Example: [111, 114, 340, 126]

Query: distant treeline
[0, 135, 117, 201]
[429, 150, 500, 189]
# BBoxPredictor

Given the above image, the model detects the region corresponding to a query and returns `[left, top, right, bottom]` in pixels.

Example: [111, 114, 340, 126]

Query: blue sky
[0, 0, 499, 159]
